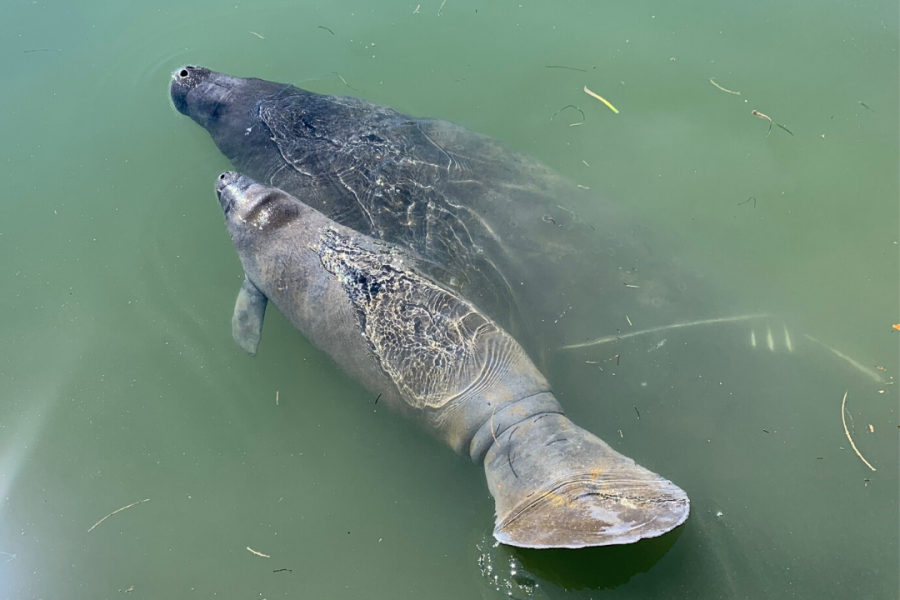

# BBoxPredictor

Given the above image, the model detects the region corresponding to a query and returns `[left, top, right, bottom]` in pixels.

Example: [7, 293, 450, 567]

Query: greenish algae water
[0, 0, 897, 598]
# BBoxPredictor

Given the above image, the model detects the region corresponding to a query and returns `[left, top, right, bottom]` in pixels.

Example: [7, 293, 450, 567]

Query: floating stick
[88, 498, 150, 533]
[841, 391, 876, 472]
[709, 78, 740, 95]
[583, 86, 619, 114]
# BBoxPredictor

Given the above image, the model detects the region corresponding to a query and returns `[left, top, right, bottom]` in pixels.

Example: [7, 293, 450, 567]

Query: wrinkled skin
[215, 172, 689, 548]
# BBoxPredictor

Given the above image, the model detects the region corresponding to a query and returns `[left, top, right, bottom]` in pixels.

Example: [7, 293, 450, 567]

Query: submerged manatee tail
[482, 412, 689, 549]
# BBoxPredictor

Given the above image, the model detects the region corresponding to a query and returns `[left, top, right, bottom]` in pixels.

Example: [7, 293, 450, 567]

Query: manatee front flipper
[232, 276, 268, 355]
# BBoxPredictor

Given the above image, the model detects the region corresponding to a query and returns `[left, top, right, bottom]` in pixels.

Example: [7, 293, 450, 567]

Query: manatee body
[171, 67, 722, 362]
[214, 172, 689, 549]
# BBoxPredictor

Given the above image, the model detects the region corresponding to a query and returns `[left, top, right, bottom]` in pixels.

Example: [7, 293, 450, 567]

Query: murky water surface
[1, 0, 897, 598]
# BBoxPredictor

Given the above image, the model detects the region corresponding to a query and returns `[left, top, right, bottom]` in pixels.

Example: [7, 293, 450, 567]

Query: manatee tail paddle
[481, 412, 689, 549]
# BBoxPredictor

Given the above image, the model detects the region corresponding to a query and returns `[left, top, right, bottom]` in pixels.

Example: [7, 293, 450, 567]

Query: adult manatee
[214, 171, 689, 549]
[170, 66, 724, 362]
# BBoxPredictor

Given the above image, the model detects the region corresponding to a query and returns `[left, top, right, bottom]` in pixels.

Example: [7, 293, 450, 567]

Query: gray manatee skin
[215, 172, 689, 549]
[171, 67, 725, 364]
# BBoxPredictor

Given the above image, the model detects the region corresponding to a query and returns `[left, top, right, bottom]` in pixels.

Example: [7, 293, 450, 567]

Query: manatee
[170, 66, 724, 364]
[214, 171, 689, 549]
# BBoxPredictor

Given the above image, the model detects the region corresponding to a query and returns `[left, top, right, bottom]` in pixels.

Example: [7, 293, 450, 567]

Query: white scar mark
[557, 313, 770, 350]
[803, 334, 883, 383]
[783, 324, 793, 352]
[750, 330, 757, 348]
[766, 326, 774, 352]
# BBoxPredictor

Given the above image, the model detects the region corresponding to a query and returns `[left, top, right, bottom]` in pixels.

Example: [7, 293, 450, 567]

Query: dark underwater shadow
[510, 523, 685, 591]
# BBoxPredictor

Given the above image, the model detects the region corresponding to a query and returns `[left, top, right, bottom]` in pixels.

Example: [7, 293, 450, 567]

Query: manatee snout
[215, 171, 253, 213]
[216, 173, 301, 233]
[170, 66, 212, 114]
[170, 65, 252, 131]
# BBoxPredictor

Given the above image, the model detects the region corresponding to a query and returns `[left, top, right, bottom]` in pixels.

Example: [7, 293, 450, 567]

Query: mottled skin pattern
[215, 172, 689, 549]
[171, 67, 724, 364]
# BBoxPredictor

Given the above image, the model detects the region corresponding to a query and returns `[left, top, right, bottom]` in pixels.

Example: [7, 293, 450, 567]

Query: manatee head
[171, 66, 299, 160]
[215, 172, 300, 243]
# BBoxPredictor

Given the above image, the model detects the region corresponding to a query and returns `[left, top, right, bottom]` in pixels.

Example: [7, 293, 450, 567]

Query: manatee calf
[214, 172, 689, 549]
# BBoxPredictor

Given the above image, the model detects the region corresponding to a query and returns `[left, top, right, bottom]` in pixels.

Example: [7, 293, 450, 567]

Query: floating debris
[584, 86, 619, 114]
[247, 546, 271, 558]
[317, 25, 335, 35]
[546, 65, 587, 72]
[709, 78, 740, 95]
[550, 104, 585, 123]
[88, 498, 150, 533]
[858, 101, 874, 112]
[333, 72, 363, 93]
[751, 110, 793, 137]
[738, 197, 756, 208]
[249, 31, 265, 39]
[841, 391, 876, 472]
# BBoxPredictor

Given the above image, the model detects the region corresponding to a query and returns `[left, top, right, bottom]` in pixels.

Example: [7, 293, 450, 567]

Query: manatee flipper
[483, 413, 689, 549]
[232, 276, 268, 355]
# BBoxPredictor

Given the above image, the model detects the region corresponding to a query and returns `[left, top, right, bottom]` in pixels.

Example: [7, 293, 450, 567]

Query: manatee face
[216, 171, 301, 239]
[172, 67, 296, 163]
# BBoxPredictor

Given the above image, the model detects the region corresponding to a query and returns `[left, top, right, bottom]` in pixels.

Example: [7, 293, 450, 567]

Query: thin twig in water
[634, 406, 640, 419]
[550, 104, 585, 123]
[752, 110, 793, 137]
[88, 498, 150, 532]
[738, 197, 756, 208]
[858, 101, 874, 112]
[545, 65, 587, 72]
[317, 25, 335, 35]
[247, 547, 271, 558]
[584, 86, 619, 114]
[437, 0, 446, 16]
[249, 31, 265, 39]
[709, 78, 740, 95]
[276, 390, 279, 405]
[841, 390, 876, 472]
[333, 72, 363, 93]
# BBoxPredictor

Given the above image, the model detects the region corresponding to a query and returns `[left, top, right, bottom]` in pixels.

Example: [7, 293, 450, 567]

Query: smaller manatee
[215, 172, 689, 549]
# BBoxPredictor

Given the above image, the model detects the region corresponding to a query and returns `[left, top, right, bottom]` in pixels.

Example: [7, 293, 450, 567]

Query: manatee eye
[179, 69, 189, 78]
[219, 173, 226, 180]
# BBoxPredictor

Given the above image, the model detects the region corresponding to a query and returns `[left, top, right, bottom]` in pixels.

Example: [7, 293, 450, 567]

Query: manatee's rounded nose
[170, 65, 211, 114]
[216, 171, 239, 193]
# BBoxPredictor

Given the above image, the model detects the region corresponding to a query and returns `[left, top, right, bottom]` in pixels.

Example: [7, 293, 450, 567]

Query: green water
[1, 0, 897, 598]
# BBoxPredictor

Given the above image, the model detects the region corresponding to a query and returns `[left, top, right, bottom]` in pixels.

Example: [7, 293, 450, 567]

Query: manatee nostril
[179, 69, 189, 78]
